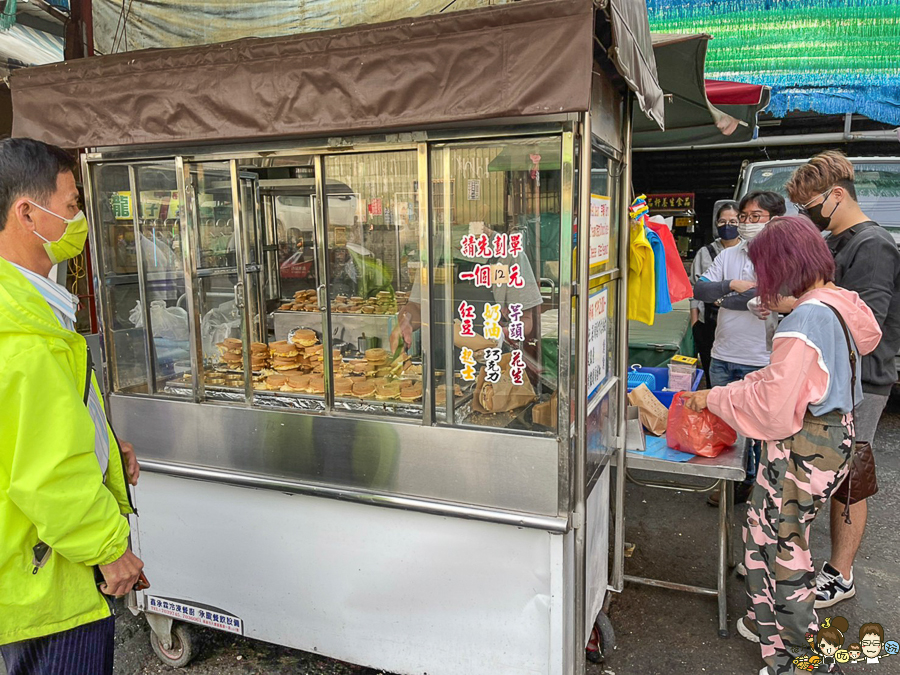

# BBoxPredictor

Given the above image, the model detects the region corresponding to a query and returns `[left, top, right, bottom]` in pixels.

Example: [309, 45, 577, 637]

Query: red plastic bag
[666, 392, 737, 458]
[647, 221, 692, 304]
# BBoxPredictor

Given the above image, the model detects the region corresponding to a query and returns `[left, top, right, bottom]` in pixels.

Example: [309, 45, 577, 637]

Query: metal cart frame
[11, 1, 667, 672]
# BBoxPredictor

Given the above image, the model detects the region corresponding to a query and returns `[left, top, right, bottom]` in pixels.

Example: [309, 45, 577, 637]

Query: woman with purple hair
[682, 216, 882, 675]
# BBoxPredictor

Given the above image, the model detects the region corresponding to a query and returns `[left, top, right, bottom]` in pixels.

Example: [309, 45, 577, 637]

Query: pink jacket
[708, 287, 882, 441]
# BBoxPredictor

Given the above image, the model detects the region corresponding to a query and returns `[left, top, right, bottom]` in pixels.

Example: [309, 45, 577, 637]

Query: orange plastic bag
[666, 392, 737, 458]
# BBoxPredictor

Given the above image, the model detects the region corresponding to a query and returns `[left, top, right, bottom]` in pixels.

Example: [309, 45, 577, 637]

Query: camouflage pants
[744, 410, 854, 675]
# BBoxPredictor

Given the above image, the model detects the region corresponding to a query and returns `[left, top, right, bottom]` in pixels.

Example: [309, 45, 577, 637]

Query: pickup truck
[735, 157, 900, 244]
[734, 156, 900, 379]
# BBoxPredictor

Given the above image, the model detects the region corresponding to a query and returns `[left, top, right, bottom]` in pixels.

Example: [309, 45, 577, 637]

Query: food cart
[10, 0, 664, 672]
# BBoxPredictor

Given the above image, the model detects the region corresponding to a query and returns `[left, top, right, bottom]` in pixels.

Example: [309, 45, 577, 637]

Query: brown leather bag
[832, 441, 878, 505]
[820, 302, 877, 516]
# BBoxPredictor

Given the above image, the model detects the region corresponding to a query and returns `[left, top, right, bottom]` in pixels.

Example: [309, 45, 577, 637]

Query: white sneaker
[737, 615, 760, 643]
[815, 562, 856, 609]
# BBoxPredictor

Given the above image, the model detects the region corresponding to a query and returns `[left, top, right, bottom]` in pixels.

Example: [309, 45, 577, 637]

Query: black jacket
[828, 221, 900, 395]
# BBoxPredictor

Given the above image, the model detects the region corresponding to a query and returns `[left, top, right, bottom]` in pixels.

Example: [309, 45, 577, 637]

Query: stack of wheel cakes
[279, 289, 318, 312]
[280, 290, 410, 315]
[216, 339, 271, 371]
[203, 339, 272, 389]
[260, 341, 422, 402]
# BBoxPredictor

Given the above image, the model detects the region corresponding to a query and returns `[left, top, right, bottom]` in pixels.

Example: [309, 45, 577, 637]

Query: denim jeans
[709, 357, 763, 483]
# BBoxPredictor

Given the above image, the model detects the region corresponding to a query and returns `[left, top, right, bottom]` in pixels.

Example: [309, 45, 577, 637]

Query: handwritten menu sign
[587, 287, 609, 400]
[456, 230, 529, 386]
[589, 195, 611, 267]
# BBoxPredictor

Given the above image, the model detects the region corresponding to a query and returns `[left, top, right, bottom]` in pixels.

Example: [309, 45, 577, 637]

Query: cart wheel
[150, 622, 194, 668]
[586, 611, 616, 663]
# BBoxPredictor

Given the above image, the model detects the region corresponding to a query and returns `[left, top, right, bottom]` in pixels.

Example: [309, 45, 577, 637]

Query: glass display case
[91, 139, 574, 435]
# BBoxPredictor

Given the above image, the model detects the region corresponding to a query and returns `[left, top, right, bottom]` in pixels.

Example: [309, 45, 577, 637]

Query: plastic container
[667, 360, 696, 392]
[627, 369, 657, 390]
[625, 366, 704, 408]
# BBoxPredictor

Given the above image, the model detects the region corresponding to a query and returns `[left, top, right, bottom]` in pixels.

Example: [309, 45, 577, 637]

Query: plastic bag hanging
[627, 195, 656, 325]
[646, 218, 693, 304]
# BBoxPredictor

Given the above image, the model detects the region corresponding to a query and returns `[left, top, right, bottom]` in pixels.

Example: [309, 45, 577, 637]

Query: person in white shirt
[693, 191, 785, 504]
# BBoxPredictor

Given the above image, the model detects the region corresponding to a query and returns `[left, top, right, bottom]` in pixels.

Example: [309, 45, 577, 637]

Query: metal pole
[634, 128, 900, 152]
[314, 155, 334, 412]
[417, 143, 434, 426]
[573, 110, 593, 673]
[612, 94, 634, 593]
[230, 161, 253, 405]
[442, 146, 456, 423]
[717, 478, 729, 637]
[175, 156, 204, 403]
[557, 130, 576, 510]
[81, 156, 111, 391]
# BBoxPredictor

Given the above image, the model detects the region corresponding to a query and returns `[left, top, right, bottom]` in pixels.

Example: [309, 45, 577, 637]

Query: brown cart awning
[11, 0, 663, 148]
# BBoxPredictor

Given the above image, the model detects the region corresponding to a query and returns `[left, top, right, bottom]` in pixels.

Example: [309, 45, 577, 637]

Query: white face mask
[738, 220, 768, 241]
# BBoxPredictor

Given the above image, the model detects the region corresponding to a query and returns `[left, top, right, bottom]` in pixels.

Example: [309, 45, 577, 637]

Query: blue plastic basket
[627, 369, 657, 390]
[626, 366, 704, 408]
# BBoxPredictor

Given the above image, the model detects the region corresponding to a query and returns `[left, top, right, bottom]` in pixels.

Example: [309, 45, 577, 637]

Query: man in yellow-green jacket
[0, 138, 145, 675]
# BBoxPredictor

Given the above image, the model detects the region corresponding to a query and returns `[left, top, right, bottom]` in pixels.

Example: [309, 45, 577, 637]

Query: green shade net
[647, 0, 900, 125]
[0, 0, 17, 31]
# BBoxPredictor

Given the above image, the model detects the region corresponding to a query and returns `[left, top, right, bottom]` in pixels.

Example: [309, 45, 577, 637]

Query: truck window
[745, 161, 900, 244]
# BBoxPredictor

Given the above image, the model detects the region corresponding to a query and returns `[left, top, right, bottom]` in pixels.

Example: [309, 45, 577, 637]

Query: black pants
[692, 318, 716, 387]
[1, 616, 115, 675]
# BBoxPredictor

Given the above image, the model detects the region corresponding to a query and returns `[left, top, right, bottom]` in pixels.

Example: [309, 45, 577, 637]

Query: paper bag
[627, 383, 668, 436]
[531, 392, 558, 429]
[472, 352, 537, 413]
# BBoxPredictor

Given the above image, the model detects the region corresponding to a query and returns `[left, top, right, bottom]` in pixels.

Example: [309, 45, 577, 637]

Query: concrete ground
[600, 391, 900, 675]
[3, 398, 898, 675]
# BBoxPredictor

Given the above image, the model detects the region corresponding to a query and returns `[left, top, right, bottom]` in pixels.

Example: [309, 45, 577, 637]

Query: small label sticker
[146, 596, 244, 635]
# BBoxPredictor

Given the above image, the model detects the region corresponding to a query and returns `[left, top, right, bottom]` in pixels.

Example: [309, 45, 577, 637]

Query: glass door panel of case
[430, 139, 562, 434]
[89, 163, 148, 394]
[239, 157, 326, 405]
[324, 151, 421, 417]
[187, 162, 246, 402]
[193, 162, 237, 271]
[131, 163, 189, 394]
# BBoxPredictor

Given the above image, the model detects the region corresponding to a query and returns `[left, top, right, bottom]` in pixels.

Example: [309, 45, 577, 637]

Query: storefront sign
[646, 193, 695, 211]
[587, 287, 609, 399]
[146, 596, 243, 635]
[589, 195, 610, 267]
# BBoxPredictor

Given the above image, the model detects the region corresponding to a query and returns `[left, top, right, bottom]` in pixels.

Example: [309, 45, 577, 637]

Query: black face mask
[802, 191, 839, 232]
[717, 224, 739, 240]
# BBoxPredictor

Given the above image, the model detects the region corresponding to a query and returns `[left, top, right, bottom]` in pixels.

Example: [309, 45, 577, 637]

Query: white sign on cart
[589, 195, 611, 267]
[587, 287, 609, 402]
